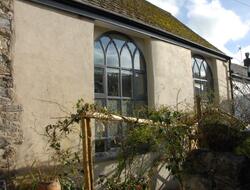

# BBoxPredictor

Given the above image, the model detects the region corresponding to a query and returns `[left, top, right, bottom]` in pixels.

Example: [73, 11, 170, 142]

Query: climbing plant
[44, 100, 198, 189]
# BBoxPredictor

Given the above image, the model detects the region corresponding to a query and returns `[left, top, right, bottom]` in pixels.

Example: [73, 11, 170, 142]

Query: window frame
[94, 32, 148, 159]
[192, 55, 214, 102]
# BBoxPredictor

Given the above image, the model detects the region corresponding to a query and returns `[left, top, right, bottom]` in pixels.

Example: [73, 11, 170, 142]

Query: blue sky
[146, 0, 250, 64]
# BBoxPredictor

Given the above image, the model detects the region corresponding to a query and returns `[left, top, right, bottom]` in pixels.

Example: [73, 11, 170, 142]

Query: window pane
[195, 58, 203, 68]
[192, 60, 199, 78]
[194, 80, 208, 96]
[122, 70, 132, 97]
[134, 50, 145, 70]
[95, 120, 106, 138]
[100, 36, 110, 50]
[113, 39, 125, 52]
[107, 68, 119, 96]
[106, 43, 119, 67]
[107, 99, 120, 114]
[134, 73, 146, 98]
[127, 42, 136, 55]
[94, 68, 104, 93]
[122, 100, 132, 116]
[134, 101, 146, 111]
[95, 139, 106, 152]
[121, 46, 132, 69]
[95, 99, 105, 109]
[108, 121, 120, 137]
[94, 42, 104, 65]
[110, 138, 120, 149]
[200, 63, 206, 78]
[194, 81, 201, 96]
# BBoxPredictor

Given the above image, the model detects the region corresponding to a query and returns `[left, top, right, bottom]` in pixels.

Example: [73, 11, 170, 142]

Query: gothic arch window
[192, 56, 214, 101]
[94, 32, 147, 155]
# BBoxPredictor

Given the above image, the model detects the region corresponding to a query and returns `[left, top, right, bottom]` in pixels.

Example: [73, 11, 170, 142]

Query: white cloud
[187, 0, 250, 53]
[231, 45, 250, 65]
[146, 0, 181, 16]
[147, 0, 250, 64]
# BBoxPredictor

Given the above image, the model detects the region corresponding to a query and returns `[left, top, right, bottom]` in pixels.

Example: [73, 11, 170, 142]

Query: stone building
[0, 0, 232, 188]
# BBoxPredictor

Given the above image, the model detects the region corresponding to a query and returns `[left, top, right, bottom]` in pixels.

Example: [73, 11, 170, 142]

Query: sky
[146, 0, 250, 65]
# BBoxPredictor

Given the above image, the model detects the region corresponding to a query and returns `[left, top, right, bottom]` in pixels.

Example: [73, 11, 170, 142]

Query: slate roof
[75, 0, 224, 54]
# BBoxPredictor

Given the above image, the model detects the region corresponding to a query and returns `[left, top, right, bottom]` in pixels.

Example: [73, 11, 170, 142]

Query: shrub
[234, 135, 250, 158]
[199, 109, 245, 152]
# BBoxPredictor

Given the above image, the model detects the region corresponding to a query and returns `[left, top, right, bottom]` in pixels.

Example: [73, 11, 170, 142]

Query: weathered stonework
[0, 0, 23, 175]
[182, 150, 250, 190]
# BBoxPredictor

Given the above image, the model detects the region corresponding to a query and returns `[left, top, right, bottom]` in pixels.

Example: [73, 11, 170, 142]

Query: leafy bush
[105, 175, 149, 190]
[234, 136, 250, 158]
[199, 109, 246, 152]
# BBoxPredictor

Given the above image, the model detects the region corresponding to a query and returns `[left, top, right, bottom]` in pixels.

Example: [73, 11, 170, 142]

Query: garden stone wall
[0, 0, 23, 176]
[182, 149, 250, 190]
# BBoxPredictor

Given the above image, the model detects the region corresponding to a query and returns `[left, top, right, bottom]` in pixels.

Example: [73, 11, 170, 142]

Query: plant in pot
[28, 161, 62, 190]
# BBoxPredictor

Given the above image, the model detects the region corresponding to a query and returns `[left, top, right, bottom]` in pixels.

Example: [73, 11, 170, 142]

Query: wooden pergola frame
[80, 112, 155, 190]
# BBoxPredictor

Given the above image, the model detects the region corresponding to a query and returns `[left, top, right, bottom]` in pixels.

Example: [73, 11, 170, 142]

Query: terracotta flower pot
[36, 179, 61, 190]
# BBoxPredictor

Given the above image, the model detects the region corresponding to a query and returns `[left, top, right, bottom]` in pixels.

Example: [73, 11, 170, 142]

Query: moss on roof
[77, 0, 223, 53]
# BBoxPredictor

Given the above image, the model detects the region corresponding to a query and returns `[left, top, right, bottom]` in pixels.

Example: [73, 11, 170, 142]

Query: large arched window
[94, 32, 147, 155]
[192, 56, 213, 101]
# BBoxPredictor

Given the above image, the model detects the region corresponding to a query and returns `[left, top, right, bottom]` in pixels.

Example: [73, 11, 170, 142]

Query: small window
[94, 32, 147, 158]
[192, 56, 213, 102]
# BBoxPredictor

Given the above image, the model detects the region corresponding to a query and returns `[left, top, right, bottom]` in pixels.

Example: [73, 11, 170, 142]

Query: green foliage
[234, 136, 250, 158]
[105, 176, 149, 190]
[199, 109, 246, 152]
[44, 101, 197, 189]
[60, 177, 77, 190]
[124, 125, 159, 154]
[109, 107, 196, 188]
[42, 100, 246, 189]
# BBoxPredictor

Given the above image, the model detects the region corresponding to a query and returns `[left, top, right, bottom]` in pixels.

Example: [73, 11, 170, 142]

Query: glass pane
[195, 58, 203, 68]
[121, 122, 129, 136]
[95, 120, 106, 138]
[107, 68, 119, 96]
[100, 36, 110, 50]
[192, 61, 200, 78]
[122, 70, 132, 97]
[201, 81, 209, 95]
[94, 42, 104, 65]
[94, 68, 104, 93]
[106, 42, 119, 67]
[122, 100, 132, 116]
[134, 50, 145, 70]
[95, 139, 106, 152]
[108, 121, 120, 137]
[134, 101, 146, 111]
[194, 80, 208, 96]
[110, 138, 120, 149]
[194, 81, 201, 96]
[121, 46, 132, 69]
[113, 39, 125, 52]
[95, 99, 105, 109]
[107, 99, 120, 114]
[127, 42, 136, 55]
[134, 73, 146, 98]
[200, 63, 206, 78]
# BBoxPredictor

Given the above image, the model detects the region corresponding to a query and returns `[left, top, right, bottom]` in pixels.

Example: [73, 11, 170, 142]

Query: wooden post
[81, 118, 92, 190]
[86, 118, 94, 190]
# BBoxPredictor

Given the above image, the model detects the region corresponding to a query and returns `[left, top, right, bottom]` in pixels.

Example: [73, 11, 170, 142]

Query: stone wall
[182, 149, 250, 190]
[0, 0, 23, 175]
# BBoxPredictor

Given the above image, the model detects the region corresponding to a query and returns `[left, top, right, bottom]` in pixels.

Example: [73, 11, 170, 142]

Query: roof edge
[27, 0, 231, 60]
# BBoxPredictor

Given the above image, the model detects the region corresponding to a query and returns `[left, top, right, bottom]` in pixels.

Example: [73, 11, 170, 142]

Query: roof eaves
[28, 0, 231, 60]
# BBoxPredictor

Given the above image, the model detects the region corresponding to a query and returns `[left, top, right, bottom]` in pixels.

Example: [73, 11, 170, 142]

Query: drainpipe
[228, 58, 235, 114]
